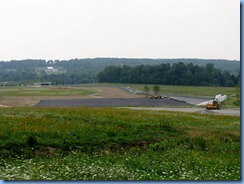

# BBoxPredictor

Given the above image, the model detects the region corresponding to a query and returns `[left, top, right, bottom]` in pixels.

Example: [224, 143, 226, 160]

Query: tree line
[97, 62, 239, 87]
[0, 59, 240, 85]
[0, 71, 95, 85]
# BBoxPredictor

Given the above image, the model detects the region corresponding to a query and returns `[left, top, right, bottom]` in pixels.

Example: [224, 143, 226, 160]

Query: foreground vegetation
[0, 107, 240, 180]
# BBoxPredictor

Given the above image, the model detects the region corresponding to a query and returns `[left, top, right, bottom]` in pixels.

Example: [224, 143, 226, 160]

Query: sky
[0, 0, 240, 61]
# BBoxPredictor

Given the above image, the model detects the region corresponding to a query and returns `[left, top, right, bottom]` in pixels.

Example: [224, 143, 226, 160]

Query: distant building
[34, 82, 53, 86]
[47, 67, 54, 70]
[45, 67, 58, 72]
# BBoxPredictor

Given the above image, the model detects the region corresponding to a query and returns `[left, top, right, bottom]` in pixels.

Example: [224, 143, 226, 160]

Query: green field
[0, 86, 97, 96]
[81, 83, 238, 97]
[0, 107, 240, 180]
[0, 85, 239, 107]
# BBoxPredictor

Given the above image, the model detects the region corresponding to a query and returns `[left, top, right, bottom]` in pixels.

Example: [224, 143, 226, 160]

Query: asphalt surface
[35, 98, 190, 107]
[35, 97, 240, 116]
[167, 96, 212, 105]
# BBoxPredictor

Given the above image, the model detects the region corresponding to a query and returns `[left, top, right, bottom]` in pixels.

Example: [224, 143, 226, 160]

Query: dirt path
[122, 107, 240, 116]
[86, 87, 144, 98]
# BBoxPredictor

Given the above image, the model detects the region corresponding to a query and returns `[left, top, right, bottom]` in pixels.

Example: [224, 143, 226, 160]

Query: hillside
[0, 58, 240, 85]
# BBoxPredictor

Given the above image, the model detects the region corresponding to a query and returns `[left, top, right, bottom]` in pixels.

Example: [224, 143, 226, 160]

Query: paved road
[167, 96, 212, 105]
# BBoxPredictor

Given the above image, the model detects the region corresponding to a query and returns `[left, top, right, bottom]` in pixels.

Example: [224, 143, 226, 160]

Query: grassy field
[0, 107, 240, 180]
[0, 84, 240, 180]
[0, 84, 239, 97]
[0, 86, 97, 96]
[80, 83, 238, 96]
[0, 84, 239, 108]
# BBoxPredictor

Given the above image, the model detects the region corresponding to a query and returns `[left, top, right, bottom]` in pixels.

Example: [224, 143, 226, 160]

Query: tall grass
[0, 107, 240, 180]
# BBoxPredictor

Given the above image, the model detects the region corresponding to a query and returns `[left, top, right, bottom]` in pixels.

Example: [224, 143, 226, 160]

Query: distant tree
[153, 85, 160, 95]
[224, 80, 235, 87]
[0, 59, 239, 85]
[144, 85, 150, 98]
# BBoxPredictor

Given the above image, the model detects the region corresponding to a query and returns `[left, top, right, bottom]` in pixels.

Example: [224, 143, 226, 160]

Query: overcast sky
[0, 0, 240, 61]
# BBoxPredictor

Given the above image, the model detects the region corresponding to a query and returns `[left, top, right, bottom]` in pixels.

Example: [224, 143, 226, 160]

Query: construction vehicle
[205, 98, 221, 110]
[197, 94, 226, 110]
[150, 95, 162, 99]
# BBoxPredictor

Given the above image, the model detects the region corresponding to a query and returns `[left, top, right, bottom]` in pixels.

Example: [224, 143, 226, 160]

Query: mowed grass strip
[80, 83, 237, 97]
[141, 85, 237, 97]
[0, 87, 97, 96]
[0, 107, 240, 180]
